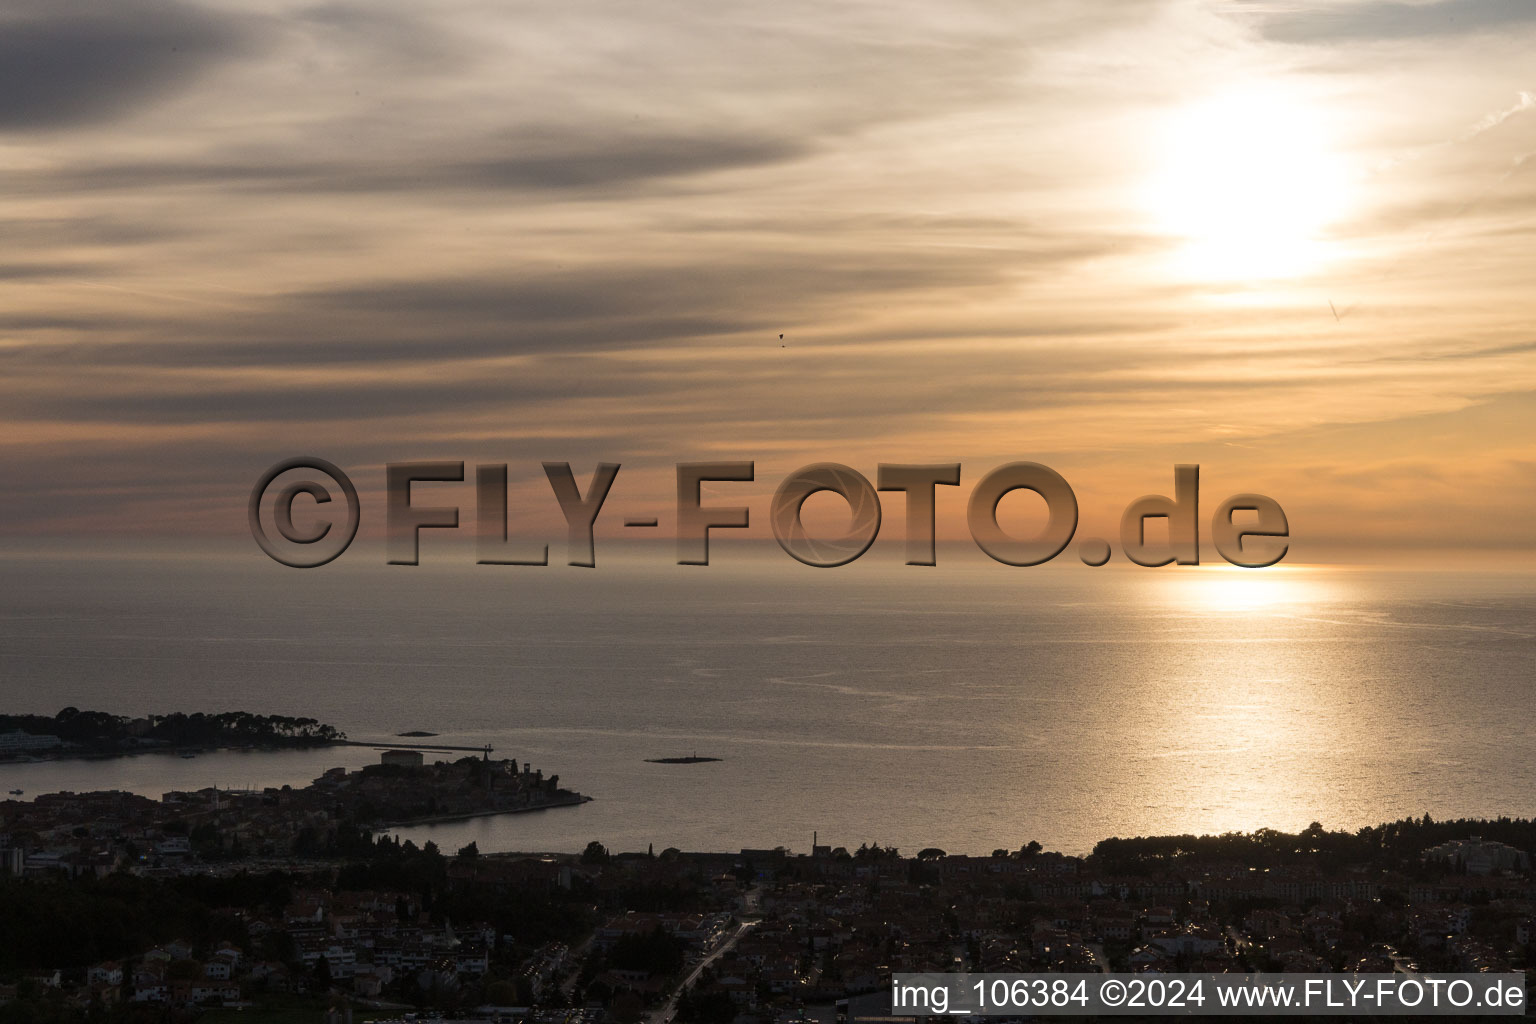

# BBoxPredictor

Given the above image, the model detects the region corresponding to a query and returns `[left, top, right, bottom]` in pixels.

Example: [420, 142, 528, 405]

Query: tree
[609, 930, 686, 976]
[485, 980, 519, 1006]
[257, 930, 296, 965]
[917, 848, 946, 861]
[581, 841, 609, 865]
[676, 987, 737, 1024]
[457, 841, 480, 860]
[610, 991, 645, 1024]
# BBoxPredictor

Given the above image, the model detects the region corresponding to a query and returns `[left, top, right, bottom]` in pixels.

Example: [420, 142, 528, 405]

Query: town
[2, 765, 1534, 1023]
[1, 749, 586, 872]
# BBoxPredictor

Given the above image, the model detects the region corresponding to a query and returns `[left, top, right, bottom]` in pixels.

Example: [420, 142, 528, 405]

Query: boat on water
[179, 752, 197, 759]
[7, 789, 21, 796]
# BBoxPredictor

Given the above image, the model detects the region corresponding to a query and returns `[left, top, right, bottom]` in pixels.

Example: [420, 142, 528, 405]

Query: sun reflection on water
[1124, 565, 1358, 838]
[1154, 564, 1342, 614]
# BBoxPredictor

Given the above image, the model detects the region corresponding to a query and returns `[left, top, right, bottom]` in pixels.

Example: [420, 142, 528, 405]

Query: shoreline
[0, 739, 346, 767]
[3, 735, 511, 769]
[378, 792, 593, 828]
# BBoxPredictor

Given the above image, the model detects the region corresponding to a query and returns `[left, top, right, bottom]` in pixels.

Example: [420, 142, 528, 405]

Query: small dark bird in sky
[779, 333, 785, 347]
[1329, 300, 1339, 321]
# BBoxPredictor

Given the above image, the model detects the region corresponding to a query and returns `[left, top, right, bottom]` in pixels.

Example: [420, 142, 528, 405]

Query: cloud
[0, 0, 256, 131]
[449, 137, 810, 192]
[0, 262, 101, 280]
[1465, 90, 1536, 135]
[1262, 0, 1536, 44]
[0, 231, 1134, 392]
[0, 0, 1533, 555]
[9, 134, 810, 199]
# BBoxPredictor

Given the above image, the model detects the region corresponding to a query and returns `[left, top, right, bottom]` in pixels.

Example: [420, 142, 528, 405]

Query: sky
[2, 0, 1535, 563]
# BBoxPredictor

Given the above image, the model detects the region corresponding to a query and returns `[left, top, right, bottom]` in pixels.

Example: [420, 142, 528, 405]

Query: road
[560, 933, 597, 1000]
[648, 889, 760, 1024]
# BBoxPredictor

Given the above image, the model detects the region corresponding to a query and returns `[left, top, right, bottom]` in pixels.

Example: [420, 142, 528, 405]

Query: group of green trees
[1090, 815, 1536, 874]
[0, 707, 344, 754]
[675, 982, 738, 1024]
[0, 871, 292, 973]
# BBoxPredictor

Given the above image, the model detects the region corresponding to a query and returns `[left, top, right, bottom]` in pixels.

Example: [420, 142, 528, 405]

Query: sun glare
[1158, 565, 1330, 615]
[1145, 86, 1354, 281]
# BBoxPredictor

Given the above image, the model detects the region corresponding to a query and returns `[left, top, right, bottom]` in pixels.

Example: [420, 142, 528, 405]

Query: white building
[87, 962, 124, 986]
[0, 730, 62, 753]
[1422, 837, 1530, 875]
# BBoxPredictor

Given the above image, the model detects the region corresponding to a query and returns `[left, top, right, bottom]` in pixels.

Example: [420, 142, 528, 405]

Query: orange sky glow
[2, 0, 1534, 564]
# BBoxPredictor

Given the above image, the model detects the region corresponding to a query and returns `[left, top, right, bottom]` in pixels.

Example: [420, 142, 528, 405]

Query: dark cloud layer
[0, 0, 253, 131]
[1264, 0, 1536, 44]
[0, 239, 1123, 381]
[10, 134, 809, 198]
[0, 262, 99, 280]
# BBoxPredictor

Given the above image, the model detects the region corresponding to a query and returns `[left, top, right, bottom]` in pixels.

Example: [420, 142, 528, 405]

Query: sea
[2, 540, 1534, 857]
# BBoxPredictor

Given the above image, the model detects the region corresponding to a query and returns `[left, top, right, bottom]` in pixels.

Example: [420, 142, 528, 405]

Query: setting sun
[1146, 86, 1355, 280]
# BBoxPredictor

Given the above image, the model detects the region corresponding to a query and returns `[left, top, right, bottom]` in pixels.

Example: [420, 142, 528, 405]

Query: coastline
[377, 792, 593, 828]
[0, 739, 346, 766]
